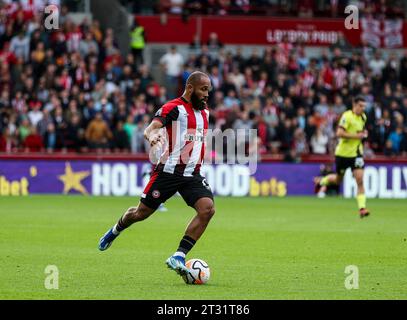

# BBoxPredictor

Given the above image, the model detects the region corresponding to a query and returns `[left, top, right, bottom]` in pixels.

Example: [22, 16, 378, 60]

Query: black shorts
[140, 171, 214, 210]
[335, 156, 365, 176]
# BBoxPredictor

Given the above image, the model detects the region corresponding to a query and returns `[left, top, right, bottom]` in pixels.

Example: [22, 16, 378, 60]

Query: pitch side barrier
[1, 154, 407, 198]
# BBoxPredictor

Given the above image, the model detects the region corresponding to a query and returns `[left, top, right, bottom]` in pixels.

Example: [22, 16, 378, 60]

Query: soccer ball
[182, 259, 210, 285]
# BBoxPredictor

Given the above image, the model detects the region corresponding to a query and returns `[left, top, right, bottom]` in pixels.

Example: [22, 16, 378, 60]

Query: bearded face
[191, 90, 207, 110]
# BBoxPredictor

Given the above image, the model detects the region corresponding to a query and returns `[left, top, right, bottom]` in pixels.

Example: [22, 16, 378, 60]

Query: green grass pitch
[1, 195, 406, 300]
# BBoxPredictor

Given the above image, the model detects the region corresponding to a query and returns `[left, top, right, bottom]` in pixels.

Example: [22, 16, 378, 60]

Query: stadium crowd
[0, 1, 407, 159]
[125, 0, 406, 19]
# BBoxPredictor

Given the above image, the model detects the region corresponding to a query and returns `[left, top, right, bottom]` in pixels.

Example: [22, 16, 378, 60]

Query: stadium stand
[0, 0, 406, 160]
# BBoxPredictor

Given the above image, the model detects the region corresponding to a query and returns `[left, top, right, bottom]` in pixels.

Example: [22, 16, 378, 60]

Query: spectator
[131, 115, 150, 153]
[130, 19, 146, 67]
[79, 31, 99, 58]
[207, 32, 223, 51]
[84, 111, 112, 150]
[112, 120, 130, 152]
[386, 126, 405, 155]
[310, 126, 329, 154]
[399, 49, 407, 88]
[27, 102, 43, 127]
[18, 117, 31, 144]
[44, 122, 57, 152]
[349, 64, 366, 89]
[10, 31, 30, 62]
[189, 33, 202, 52]
[298, 0, 314, 17]
[229, 66, 246, 92]
[124, 114, 137, 144]
[209, 65, 222, 90]
[224, 89, 240, 109]
[0, 127, 17, 152]
[332, 95, 346, 116]
[160, 45, 184, 99]
[95, 96, 113, 116]
[23, 125, 44, 152]
[65, 113, 86, 152]
[368, 51, 386, 78]
[314, 94, 329, 117]
[293, 127, 309, 155]
[168, 0, 185, 14]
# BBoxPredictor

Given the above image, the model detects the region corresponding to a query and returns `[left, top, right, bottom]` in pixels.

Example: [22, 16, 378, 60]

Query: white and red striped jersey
[153, 97, 209, 177]
[333, 67, 347, 90]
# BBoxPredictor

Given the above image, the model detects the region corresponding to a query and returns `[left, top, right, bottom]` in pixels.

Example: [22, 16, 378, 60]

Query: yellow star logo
[58, 162, 90, 195]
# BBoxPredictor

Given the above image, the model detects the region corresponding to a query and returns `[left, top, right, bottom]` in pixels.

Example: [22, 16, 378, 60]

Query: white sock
[112, 224, 121, 235]
[173, 251, 186, 259]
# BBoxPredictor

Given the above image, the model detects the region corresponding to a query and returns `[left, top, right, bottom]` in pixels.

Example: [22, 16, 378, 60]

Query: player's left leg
[315, 156, 349, 198]
[353, 168, 370, 218]
[166, 176, 215, 276]
[315, 173, 342, 198]
[185, 197, 215, 243]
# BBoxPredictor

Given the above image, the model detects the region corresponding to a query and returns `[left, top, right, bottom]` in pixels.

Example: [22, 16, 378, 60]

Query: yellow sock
[320, 176, 330, 186]
[356, 194, 366, 210]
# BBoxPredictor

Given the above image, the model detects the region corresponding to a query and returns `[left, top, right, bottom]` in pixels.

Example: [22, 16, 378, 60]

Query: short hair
[186, 71, 210, 86]
[354, 95, 366, 104]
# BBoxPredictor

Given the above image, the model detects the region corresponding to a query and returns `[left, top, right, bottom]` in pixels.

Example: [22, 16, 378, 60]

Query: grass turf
[1, 195, 406, 300]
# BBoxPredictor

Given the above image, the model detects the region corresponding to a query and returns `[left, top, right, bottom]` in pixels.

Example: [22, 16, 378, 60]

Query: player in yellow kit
[314, 95, 370, 218]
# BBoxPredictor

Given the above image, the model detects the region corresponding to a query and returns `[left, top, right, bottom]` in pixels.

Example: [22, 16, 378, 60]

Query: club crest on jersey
[152, 190, 161, 198]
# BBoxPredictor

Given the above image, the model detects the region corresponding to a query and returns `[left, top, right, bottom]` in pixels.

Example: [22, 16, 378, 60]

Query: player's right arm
[336, 112, 367, 140]
[144, 120, 163, 146]
[144, 103, 179, 146]
[336, 127, 367, 140]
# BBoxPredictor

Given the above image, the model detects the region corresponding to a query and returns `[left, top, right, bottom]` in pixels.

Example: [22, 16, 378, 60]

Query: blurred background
[0, 0, 407, 198]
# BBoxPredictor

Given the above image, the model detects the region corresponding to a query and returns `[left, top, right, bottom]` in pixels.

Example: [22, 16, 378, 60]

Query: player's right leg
[98, 203, 155, 251]
[99, 170, 175, 251]
[353, 168, 370, 218]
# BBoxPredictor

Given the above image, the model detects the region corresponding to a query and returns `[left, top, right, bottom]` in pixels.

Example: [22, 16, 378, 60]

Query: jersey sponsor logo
[184, 133, 204, 142]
